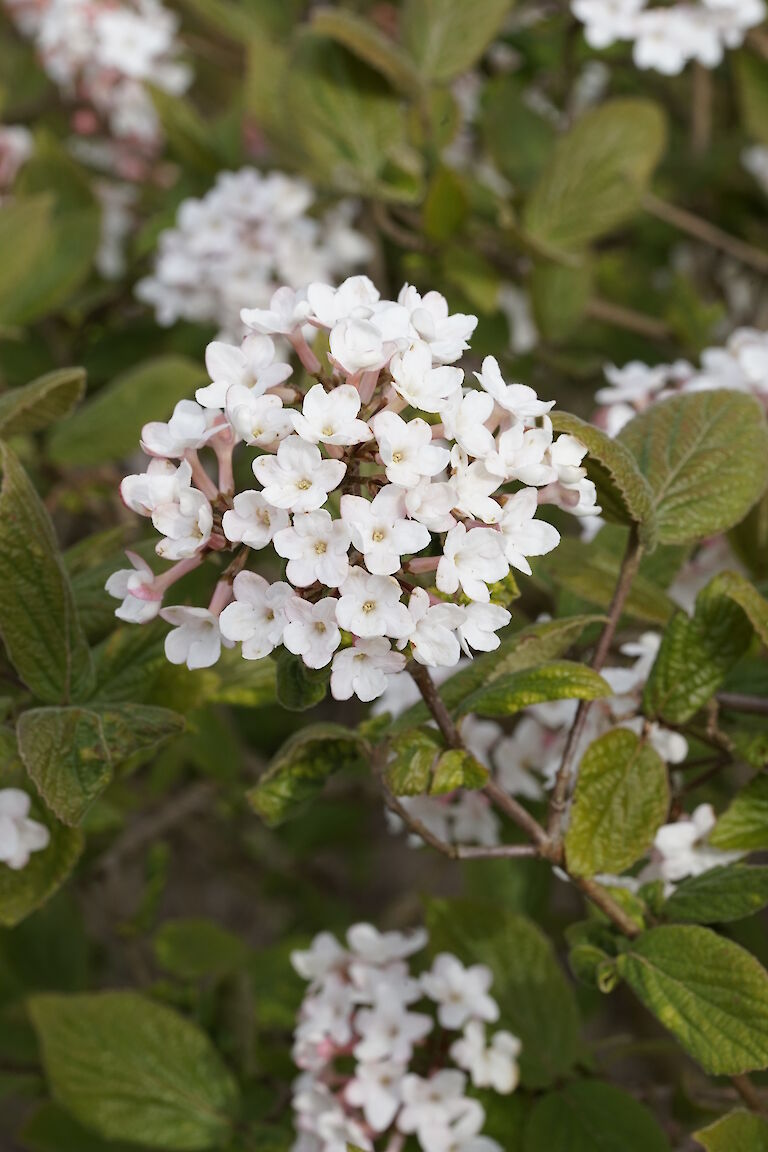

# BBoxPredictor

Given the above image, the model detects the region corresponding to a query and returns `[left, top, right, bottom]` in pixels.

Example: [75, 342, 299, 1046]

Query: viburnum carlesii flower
[252, 436, 346, 512]
[105, 551, 161, 623]
[422, 954, 500, 1029]
[372, 411, 451, 488]
[160, 606, 227, 669]
[450, 1022, 521, 1094]
[341, 486, 430, 576]
[120, 457, 192, 517]
[346, 1060, 406, 1131]
[450, 450, 504, 525]
[218, 572, 293, 659]
[221, 491, 289, 549]
[596, 360, 669, 407]
[291, 932, 347, 984]
[401, 588, 465, 667]
[389, 341, 464, 412]
[497, 489, 560, 574]
[0, 789, 49, 871]
[347, 923, 428, 964]
[404, 477, 458, 533]
[456, 602, 511, 655]
[437, 523, 509, 603]
[641, 803, 742, 889]
[439, 390, 496, 459]
[398, 284, 478, 363]
[475, 356, 554, 421]
[225, 388, 293, 449]
[336, 569, 413, 639]
[241, 286, 310, 337]
[198, 336, 293, 410]
[140, 399, 218, 457]
[330, 639, 406, 702]
[397, 1072, 481, 1146]
[152, 483, 213, 560]
[452, 793, 501, 848]
[329, 317, 390, 376]
[272, 511, 351, 588]
[307, 275, 381, 328]
[354, 1002, 434, 1063]
[282, 597, 341, 669]
[290, 383, 372, 446]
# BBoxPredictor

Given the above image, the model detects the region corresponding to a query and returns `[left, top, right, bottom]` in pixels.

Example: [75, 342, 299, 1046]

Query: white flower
[498, 489, 560, 575]
[153, 486, 213, 560]
[283, 597, 341, 669]
[490, 424, 556, 487]
[632, 8, 693, 74]
[347, 922, 428, 964]
[437, 523, 509, 603]
[439, 390, 496, 459]
[349, 959, 423, 1006]
[450, 1021, 521, 1093]
[307, 275, 380, 328]
[301, 973, 357, 1046]
[105, 551, 161, 624]
[494, 716, 558, 801]
[218, 572, 294, 659]
[648, 803, 742, 885]
[160, 606, 226, 669]
[389, 341, 464, 412]
[548, 434, 588, 487]
[121, 458, 192, 517]
[422, 1100, 501, 1152]
[450, 449, 504, 524]
[475, 357, 554, 421]
[402, 588, 465, 668]
[252, 436, 346, 512]
[457, 602, 511, 655]
[451, 793, 501, 847]
[398, 285, 478, 363]
[291, 383, 372, 446]
[421, 953, 499, 1029]
[371, 411, 451, 488]
[397, 1071, 474, 1143]
[404, 477, 457, 533]
[330, 639, 406, 702]
[225, 388, 293, 448]
[354, 1003, 433, 1063]
[329, 317, 389, 375]
[0, 789, 49, 871]
[341, 486, 430, 576]
[198, 335, 292, 408]
[291, 931, 347, 983]
[140, 399, 218, 457]
[221, 491, 289, 549]
[572, 0, 644, 48]
[345, 1061, 406, 1131]
[240, 286, 310, 336]
[336, 569, 412, 639]
[273, 511, 351, 588]
[596, 360, 669, 406]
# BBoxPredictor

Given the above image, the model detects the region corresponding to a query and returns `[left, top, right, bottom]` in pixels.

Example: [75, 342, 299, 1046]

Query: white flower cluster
[639, 803, 742, 893]
[572, 0, 765, 73]
[593, 327, 768, 436]
[290, 923, 520, 1152]
[0, 123, 32, 198]
[380, 631, 688, 850]
[110, 276, 593, 703]
[3, 0, 190, 157]
[0, 788, 49, 871]
[136, 171, 371, 339]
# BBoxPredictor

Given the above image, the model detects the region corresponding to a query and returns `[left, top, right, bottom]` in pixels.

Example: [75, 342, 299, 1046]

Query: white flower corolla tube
[111, 275, 583, 690]
[289, 922, 521, 1152]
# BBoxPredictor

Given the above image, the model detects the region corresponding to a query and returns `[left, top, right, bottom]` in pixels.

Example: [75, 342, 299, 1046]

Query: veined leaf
[457, 661, 611, 718]
[0, 368, 85, 438]
[524, 1080, 670, 1152]
[309, 7, 422, 95]
[401, 0, 513, 83]
[710, 775, 768, 852]
[664, 865, 768, 924]
[694, 1109, 768, 1151]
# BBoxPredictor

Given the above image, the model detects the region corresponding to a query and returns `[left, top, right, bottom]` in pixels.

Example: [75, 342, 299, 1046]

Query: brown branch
[573, 876, 642, 938]
[407, 660, 462, 748]
[733, 1073, 768, 1117]
[548, 527, 644, 840]
[690, 63, 712, 156]
[585, 298, 671, 342]
[717, 692, 768, 717]
[383, 784, 537, 860]
[644, 193, 768, 275]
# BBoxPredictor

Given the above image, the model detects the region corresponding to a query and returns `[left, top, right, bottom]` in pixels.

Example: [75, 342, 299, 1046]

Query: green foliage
[385, 726, 442, 795]
[457, 660, 611, 717]
[616, 926, 768, 1075]
[28, 991, 240, 1149]
[735, 53, 768, 147]
[427, 899, 582, 1088]
[523, 1080, 671, 1151]
[619, 390, 768, 546]
[565, 729, 669, 876]
[430, 747, 488, 793]
[544, 536, 676, 624]
[663, 865, 768, 924]
[0, 368, 85, 438]
[274, 649, 329, 711]
[694, 1110, 768, 1151]
[248, 723, 370, 826]
[400, 0, 513, 83]
[154, 918, 249, 979]
[710, 775, 768, 852]
[529, 261, 592, 342]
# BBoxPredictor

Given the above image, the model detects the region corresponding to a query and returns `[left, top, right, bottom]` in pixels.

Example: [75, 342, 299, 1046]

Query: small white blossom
[354, 1003, 433, 1064]
[273, 511, 351, 588]
[341, 486, 430, 576]
[450, 1021, 521, 1094]
[439, 390, 496, 459]
[336, 569, 412, 640]
[160, 605, 227, 669]
[397, 285, 478, 364]
[475, 357, 554, 421]
[422, 954, 499, 1029]
[307, 275, 380, 328]
[140, 399, 218, 458]
[120, 457, 192, 517]
[498, 489, 560, 575]
[105, 551, 161, 623]
[372, 411, 451, 488]
[456, 602, 511, 655]
[347, 923, 428, 964]
[390, 341, 464, 412]
[152, 484, 213, 560]
[0, 789, 50, 871]
[218, 572, 294, 659]
[345, 1061, 406, 1131]
[198, 335, 293, 409]
[253, 436, 346, 512]
[291, 932, 347, 984]
[330, 639, 406, 702]
[225, 388, 293, 448]
[221, 491, 289, 549]
[437, 523, 509, 603]
[241, 286, 310, 337]
[291, 383, 372, 446]
[282, 597, 341, 669]
[402, 588, 465, 668]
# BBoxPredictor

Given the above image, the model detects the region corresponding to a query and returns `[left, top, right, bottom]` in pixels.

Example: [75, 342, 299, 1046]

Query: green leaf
[248, 723, 369, 827]
[707, 570, 768, 648]
[619, 390, 768, 546]
[735, 52, 768, 147]
[401, 0, 513, 83]
[0, 367, 85, 438]
[48, 356, 208, 467]
[664, 866, 768, 924]
[426, 899, 581, 1088]
[430, 748, 488, 794]
[28, 991, 240, 1150]
[523, 1080, 671, 1152]
[386, 727, 442, 795]
[274, 649, 328, 711]
[643, 580, 754, 724]
[481, 75, 556, 191]
[17, 704, 185, 825]
[543, 537, 675, 625]
[457, 661, 611, 718]
[20, 1101, 143, 1152]
[0, 196, 54, 320]
[524, 99, 667, 254]
[695, 1109, 768, 1151]
[149, 88, 234, 176]
[565, 729, 669, 877]
[389, 615, 605, 731]
[154, 919, 249, 980]
[0, 739, 83, 928]
[616, 925, 768, 1075]
[529, 262, 592, 343]
[710, 775, 768, 852]
[309, 7, 422, 96]
[0, 443, 94, 703]
[550, 411, 656, 543]
[424, 166, 468, 242]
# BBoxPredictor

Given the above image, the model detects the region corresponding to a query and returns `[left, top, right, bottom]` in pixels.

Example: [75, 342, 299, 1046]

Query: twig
[548, 527, 644, 840]
[573, 876, 641, 938]
[733, 1073, 768, 1116]
[690, 63, 712, 156]
[644, 193, 768, 275]
[585, 298, 671, 342]
[384, 787, 538, 860]
[717, 692, 768, 717]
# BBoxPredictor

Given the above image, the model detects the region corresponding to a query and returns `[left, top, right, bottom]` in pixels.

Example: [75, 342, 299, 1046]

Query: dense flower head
[571, 0, 765, 73]
[110, 275, 593, 704]
[2, 0, 190, 165]
[135, 171, 372, 338]
[289, 922, 520, 1152]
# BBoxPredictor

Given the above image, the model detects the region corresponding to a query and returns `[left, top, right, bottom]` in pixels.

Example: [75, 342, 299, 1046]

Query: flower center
[314, 540, 327, 555]
[391, 451, 404, 464]
[313, 622, 327, 634]
[297, 478, 312, 491]
[362, 600, 376, 614]
[322, 425, 335, 436]
[371, 529, 385, 542]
